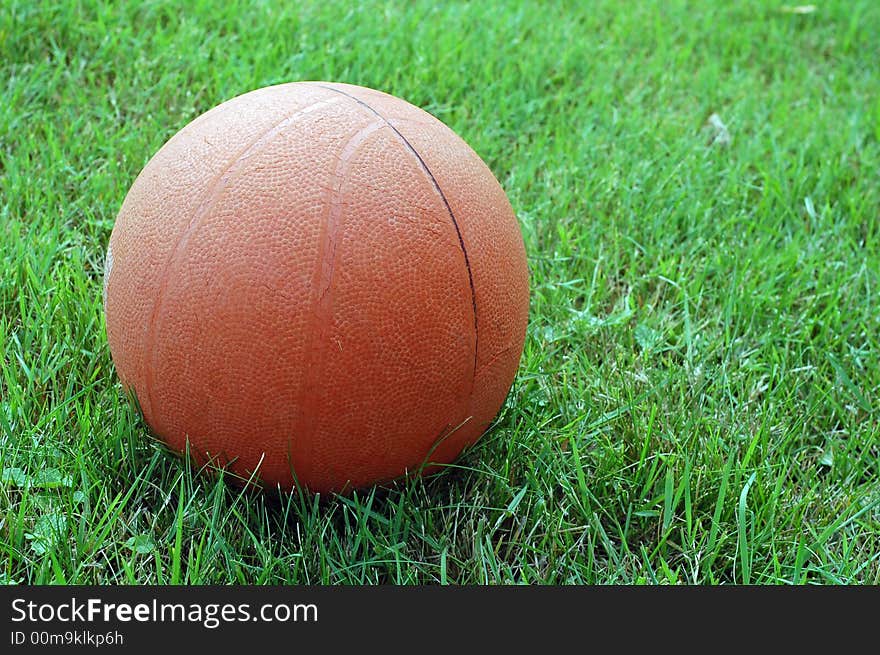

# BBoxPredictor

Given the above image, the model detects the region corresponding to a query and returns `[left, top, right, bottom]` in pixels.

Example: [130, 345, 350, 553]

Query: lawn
[1, 0, 878, 584]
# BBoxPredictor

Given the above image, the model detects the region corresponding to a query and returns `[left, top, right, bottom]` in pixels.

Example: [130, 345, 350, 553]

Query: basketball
[103, 81, 529, 493]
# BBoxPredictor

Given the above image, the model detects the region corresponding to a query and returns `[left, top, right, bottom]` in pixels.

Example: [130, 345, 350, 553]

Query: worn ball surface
[104, 82, 529, 493]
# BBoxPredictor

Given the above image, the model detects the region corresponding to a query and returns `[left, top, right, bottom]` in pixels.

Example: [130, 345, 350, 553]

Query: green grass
[1, 0, 878, 584]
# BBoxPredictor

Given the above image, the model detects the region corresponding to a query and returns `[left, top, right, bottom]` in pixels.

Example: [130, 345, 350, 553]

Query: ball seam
[140, 94, 341, 427]
[314, 83, 480, 381]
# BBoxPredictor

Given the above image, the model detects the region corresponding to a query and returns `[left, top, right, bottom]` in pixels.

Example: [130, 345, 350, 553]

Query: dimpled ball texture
[103, 82, 529, 493]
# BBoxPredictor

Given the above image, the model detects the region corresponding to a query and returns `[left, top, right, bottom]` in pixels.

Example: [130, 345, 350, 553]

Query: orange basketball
[103, 82, 529, 493]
